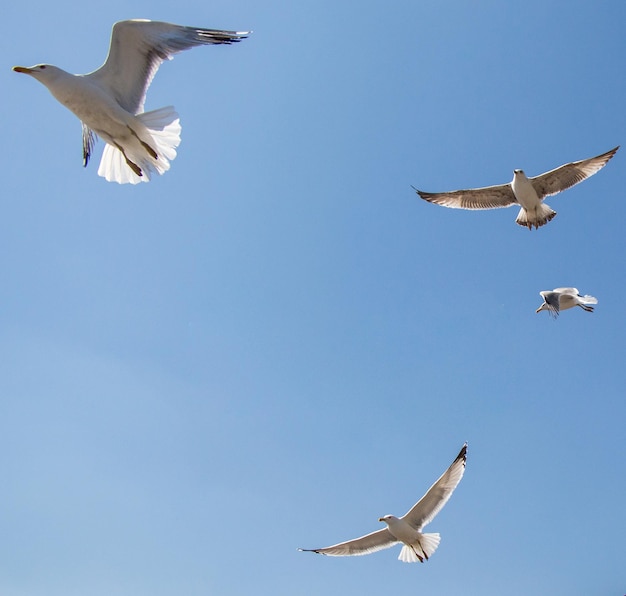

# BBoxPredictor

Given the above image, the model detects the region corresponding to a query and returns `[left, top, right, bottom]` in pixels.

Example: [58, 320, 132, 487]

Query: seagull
[413, 146, 619, 229]
[299, 443, 467, 563]
[536, 288, 598, 318]
[13, 20, 249, 184]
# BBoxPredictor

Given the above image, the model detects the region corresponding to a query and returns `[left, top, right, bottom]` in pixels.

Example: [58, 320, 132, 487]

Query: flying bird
[299, 443, 467, 563]
[13, 20, 249, 184]
[413, 146, 619, 229]
[536, 288, 598, 318]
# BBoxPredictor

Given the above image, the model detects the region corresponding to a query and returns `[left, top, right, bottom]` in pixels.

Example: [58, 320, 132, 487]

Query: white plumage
[13, 20, 249, 184]
[414, 147, 619, 229]
[536, 288, 598, 318]
[299, 443, 467, 563]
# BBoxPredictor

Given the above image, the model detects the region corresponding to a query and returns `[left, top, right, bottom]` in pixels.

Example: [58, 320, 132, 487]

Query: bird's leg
[127, 126, 158, 159]
[113, 142, 143, 177]
[411, 545, 424, 563]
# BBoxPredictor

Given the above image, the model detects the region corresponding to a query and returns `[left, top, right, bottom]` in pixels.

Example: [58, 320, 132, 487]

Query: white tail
[515, 203, 556, 230]
[98, 106, 182, 184]
[398, 533, 441, 563]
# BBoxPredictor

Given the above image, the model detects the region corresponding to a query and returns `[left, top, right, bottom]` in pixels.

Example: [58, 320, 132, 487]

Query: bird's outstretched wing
[87, 20, 250, 114]
[402, 443, 467, 531]
[299, 528, 397, 557]
[413, 184, 516, 210]
[530, 146, 619, 199]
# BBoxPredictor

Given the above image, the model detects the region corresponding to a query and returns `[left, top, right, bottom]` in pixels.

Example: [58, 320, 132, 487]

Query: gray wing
[402, 443, 467, 531]
[530, 146, 619, 199]
[299, 528, 397, 557]
[82, 123, 96, 167]
[413, 183, 517, 210]
[87, 20, 250, 114]
[540, 291, 561, 317]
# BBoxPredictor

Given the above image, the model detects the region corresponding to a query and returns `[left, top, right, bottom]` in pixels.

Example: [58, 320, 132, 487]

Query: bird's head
[378, 515, 398, 525]
[13, 64, 63, 81]
[513, 169, 525, 176]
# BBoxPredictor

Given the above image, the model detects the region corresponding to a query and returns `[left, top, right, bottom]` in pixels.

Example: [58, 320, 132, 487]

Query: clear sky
[2, 1, 625, 595]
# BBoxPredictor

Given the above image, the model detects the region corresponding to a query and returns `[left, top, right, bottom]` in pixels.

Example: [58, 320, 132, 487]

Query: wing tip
[412, 187, 433, 200]
[298, 548, 325, 555]
[597, 145, 620, 164]
[457, 443, 468, 466]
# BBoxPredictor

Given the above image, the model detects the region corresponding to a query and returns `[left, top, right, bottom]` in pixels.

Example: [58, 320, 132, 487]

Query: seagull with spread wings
[413, 147, 619, 229]
[299, 443, 467, 563]
[13, 20, 249, 184]
[536, 288, 598, 318]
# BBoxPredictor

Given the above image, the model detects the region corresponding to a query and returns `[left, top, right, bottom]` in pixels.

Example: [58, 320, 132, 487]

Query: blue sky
[2, 1, 625, 594]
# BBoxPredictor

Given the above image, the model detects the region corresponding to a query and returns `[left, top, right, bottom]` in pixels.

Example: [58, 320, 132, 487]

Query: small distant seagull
[13, 20, 250, 184]
[536, 288, 598, 318]
[299, 443, 467, 563]
[413, 147, 619, 230]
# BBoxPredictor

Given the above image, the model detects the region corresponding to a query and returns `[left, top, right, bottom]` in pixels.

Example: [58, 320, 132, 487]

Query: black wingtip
[299, 548, 325, 555]
[411, 186, 433, 200]
[410, 184, 426, 197]
[457, 443, 468, 464]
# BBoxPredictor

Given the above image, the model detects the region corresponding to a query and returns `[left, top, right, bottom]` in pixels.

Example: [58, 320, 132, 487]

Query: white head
[513, 169, 525, 176]
[13, 64, 67, 83]
[378, 514, 399, 525]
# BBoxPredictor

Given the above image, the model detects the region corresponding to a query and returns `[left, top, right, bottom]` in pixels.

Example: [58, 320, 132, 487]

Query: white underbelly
[51, 81, 136, 142]
[511, 177, 541, 209]
[386, 520, 421, 543]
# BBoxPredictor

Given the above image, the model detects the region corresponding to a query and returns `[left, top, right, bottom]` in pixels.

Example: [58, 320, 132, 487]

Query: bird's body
[379, 515, 441, 563]
[510, 169, 557, 228]
[414, 146, 619, 229]
[299, 443, 467, 563]
[54, 74, 144, 150]
[13, 20, 249, 184]
[536, 288, 598, 318]
[35, 66, 152, 171]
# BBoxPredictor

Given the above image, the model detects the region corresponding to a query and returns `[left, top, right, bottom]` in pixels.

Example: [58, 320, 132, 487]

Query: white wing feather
[402, 443, 467, 530]
[552, 287, 580, 295]
[299, 527, 397, 557]
[87, 20, 249, 114]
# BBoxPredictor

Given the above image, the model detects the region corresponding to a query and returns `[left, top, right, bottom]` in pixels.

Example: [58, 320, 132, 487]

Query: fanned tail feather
[138, 106, 182, 164]
[98, 106, 182, 184]
[398, 533, 441, 563]
[515, 203, 556, 230]
[580, 295, 598, 305]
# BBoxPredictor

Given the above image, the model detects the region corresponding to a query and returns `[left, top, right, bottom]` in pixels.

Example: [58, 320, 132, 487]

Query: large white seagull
[299, 443, 467, 563]
[13, 20, 249, 184]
